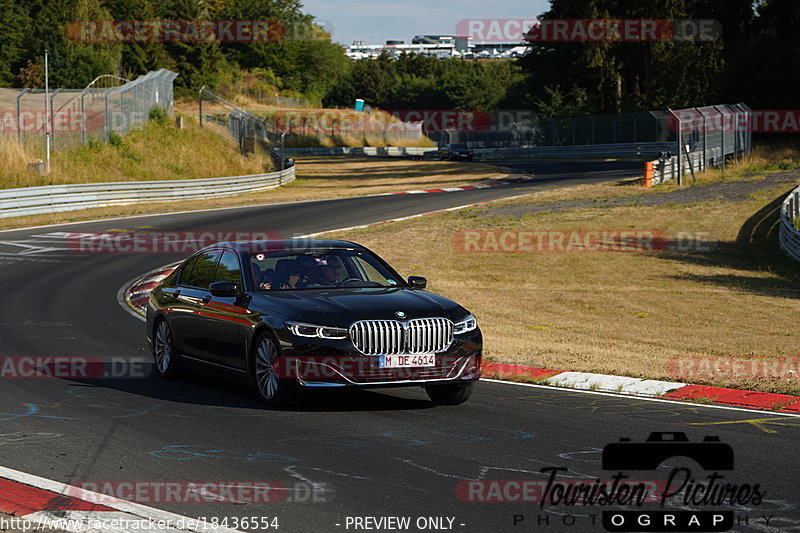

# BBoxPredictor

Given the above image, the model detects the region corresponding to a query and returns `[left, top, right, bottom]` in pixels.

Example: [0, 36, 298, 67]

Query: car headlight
[286, 321, 348, 340]
[453, 314, 477, 334]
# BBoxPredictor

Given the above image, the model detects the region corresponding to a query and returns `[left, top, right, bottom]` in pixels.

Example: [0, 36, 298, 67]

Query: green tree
[0, 0, 30, 85]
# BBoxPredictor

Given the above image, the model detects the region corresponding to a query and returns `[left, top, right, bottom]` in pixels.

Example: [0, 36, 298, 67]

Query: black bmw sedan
[146, 239, 482, 406]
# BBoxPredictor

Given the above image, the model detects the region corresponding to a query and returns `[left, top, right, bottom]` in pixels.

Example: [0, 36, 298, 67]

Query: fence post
[80, 93, 87, 144]
[198, 86, 204, 128]
[50, 89, 61, 150]
[104, 93, 109, 142]
[700, 112, 706, 172]
[669, 110, 683, 186]
[16, 89, 29, 142]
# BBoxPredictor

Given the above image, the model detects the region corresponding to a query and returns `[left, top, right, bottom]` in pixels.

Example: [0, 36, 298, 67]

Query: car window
[248, 249, 401, 290]
[176, 255, 199, 286]
[353, 256, 391, 283]
[181, 251, 220, 289]
[214, 251, 243, 286]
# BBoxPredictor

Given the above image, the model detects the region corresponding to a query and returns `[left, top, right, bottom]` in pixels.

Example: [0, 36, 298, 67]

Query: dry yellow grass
[324, 168, 800, 395]
[0, 114, 270, 190]
[0, 158, 504, 231]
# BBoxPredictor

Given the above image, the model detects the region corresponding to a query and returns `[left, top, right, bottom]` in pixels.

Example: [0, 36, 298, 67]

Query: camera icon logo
[602, 432, 734, 471]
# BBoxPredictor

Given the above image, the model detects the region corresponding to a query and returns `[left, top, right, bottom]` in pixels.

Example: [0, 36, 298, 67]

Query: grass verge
[322, 152, 800, 396]
[0, 114, 271, 190]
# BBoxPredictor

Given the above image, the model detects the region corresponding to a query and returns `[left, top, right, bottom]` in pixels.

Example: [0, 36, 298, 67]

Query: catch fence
[0, 69, 177, 151]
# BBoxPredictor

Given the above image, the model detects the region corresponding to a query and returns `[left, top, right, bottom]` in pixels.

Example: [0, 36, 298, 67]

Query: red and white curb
[0, 465, 237, 533]
[482, 362, 800, 413]
[119, 264, 179, 320]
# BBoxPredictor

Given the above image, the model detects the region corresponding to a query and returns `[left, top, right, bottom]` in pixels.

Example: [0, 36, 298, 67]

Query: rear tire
[153, 319, 180, 380]
[252, 332, 295, 407]
[424, 382, 475, 405]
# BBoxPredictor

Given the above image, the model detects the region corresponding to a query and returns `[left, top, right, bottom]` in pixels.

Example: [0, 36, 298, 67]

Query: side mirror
[407, 276, 427, 290]
[209, 281, 238, 297]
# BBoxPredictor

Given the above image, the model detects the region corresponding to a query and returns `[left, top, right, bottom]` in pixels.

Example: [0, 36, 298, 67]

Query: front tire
[424, 381, 475, 405]
[253, 333, 295, 407]
[153, 319, 180, 379]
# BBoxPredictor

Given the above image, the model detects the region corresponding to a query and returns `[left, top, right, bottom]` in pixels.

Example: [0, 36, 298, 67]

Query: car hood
[251, 287, 467, 325]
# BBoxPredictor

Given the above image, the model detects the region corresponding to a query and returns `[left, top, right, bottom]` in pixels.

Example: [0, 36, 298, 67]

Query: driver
[304, 256, 341, 288]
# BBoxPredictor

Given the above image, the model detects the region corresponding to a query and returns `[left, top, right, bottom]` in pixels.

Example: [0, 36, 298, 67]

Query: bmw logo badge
[395, 311, 406, 319]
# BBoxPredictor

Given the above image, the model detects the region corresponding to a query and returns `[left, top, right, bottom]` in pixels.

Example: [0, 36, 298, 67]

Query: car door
[171, 250, 220, 359]
[196, 250, 249, 369]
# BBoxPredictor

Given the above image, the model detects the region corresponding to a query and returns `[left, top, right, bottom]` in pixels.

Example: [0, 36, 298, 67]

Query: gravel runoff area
[483, 170, 800, 219]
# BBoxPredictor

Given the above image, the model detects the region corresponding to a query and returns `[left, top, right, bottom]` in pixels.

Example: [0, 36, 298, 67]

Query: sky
[300, 0, 552, 45]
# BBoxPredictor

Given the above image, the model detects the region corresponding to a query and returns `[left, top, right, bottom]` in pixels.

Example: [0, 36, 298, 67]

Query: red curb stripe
[0, 478, 113, 516]
[480, 362, 800, 412]
[780, 400, 800, 413]
[425, 189, 446, 193]
[482, 362, 562, 381]
[662, 385, 800, 410]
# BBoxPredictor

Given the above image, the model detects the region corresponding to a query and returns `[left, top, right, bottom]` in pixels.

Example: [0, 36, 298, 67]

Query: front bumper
[291, 353, 482, 387]
[275, 327, 482, 387]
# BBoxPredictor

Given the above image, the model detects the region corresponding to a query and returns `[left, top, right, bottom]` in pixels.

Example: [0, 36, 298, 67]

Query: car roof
[197, 239, 366, 254]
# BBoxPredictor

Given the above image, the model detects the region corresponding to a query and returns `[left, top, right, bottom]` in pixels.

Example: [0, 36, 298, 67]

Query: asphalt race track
[0, 160, 798, 533]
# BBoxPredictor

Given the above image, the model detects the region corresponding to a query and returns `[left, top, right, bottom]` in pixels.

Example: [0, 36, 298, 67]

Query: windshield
[248, 248, 403, 290]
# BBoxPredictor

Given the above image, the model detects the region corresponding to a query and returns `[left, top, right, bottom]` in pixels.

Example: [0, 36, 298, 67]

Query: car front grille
[349, 318, 453, 355]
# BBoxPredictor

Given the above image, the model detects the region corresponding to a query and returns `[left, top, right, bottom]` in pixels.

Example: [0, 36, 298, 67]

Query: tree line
[1, 0, 798, 116]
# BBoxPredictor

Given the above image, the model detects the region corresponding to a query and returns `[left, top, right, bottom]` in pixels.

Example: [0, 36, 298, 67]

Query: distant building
[344, 34, 528, 60]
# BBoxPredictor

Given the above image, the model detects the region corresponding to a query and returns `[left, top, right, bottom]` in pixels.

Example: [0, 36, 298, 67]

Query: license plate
[380, 354, 436, 368]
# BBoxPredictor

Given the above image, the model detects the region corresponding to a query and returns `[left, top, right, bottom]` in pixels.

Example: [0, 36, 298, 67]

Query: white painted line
[0, 465, 240, 533]
[480, 378, 800, 418]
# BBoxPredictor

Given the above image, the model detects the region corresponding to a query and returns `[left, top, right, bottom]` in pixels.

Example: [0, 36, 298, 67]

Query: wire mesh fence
[441, 110, 673, 148]
[199, 87, 424, 161]
[199, 86, 290, 170]
[442, 103, 752, 181]
[647, 104, 752, 185]
[668, 103, 752, 172]
[0, 69, 177, 152]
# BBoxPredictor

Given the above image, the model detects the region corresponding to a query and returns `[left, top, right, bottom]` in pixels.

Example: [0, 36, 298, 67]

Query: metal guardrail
[285, 147, 431, 157]
[779, 185, 800, 263]
[285, 142, 676, 160]
[0, 165, 295, 219]
[474, 142, 676, 160]
[648, 151, 706, 185]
